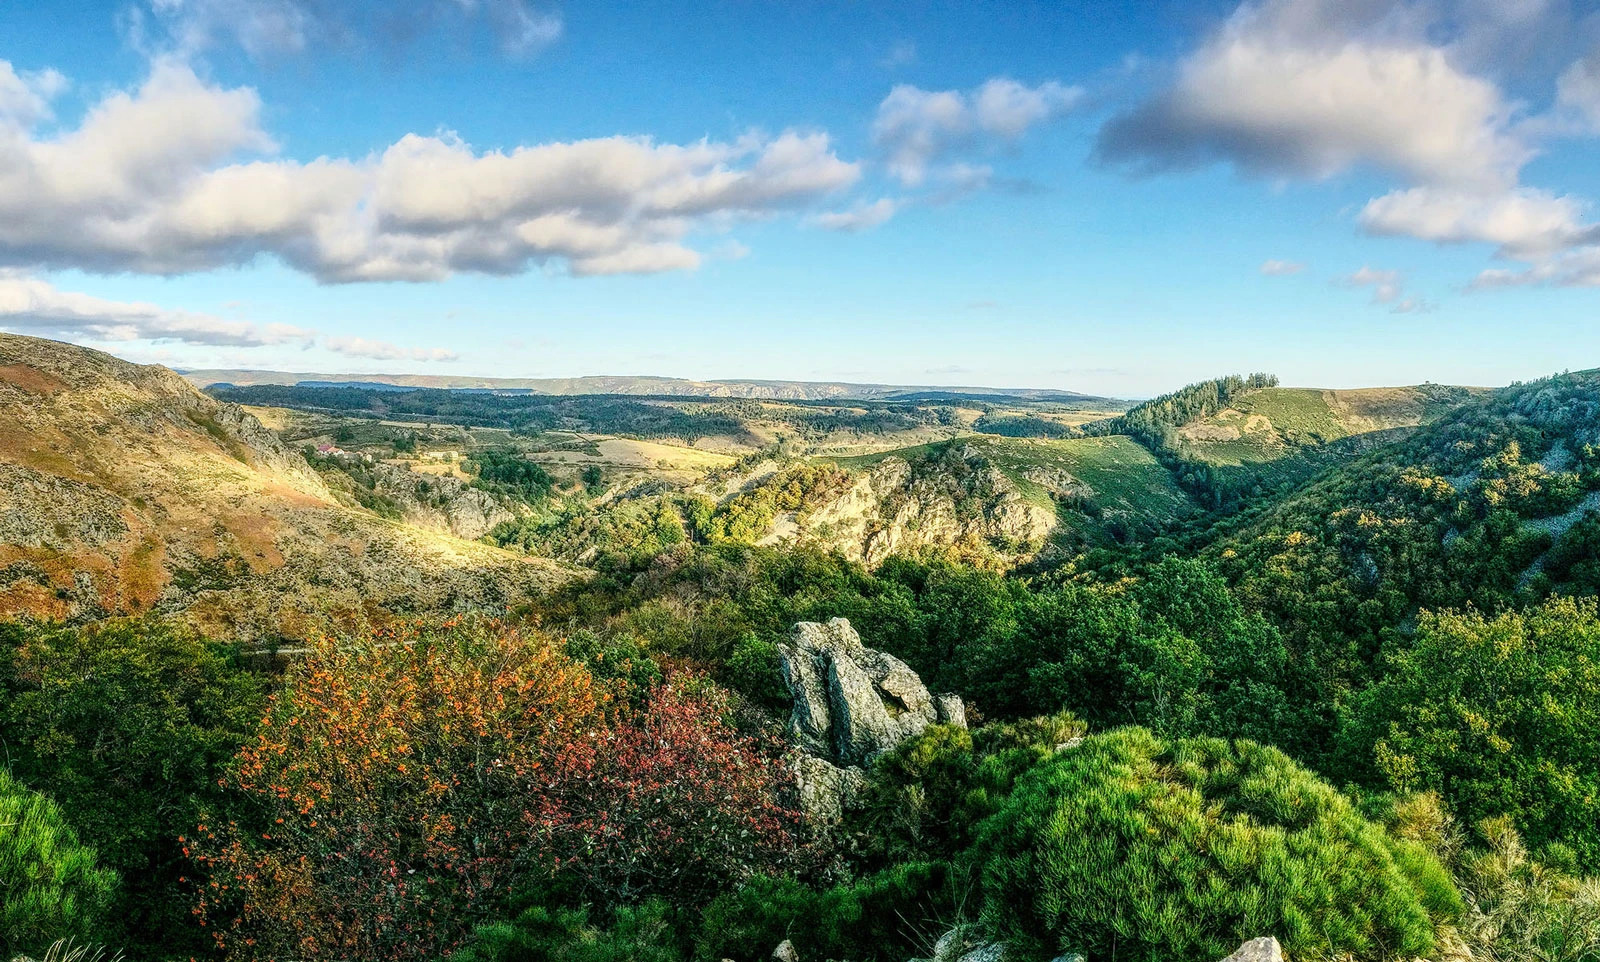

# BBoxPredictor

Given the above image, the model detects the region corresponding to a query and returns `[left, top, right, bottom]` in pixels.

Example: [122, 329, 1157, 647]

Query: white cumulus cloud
[874, 78, 1082, 186]
[0, 60, 860, 284]
[1359, 187, 1598, 257]
[813, 198, 900, 232]
[1096, 1, 1527, 190]
[0, 272, 457, 360]
[0, 272, 312, 346]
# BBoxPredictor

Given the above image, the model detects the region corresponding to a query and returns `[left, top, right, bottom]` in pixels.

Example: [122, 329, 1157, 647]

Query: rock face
[368, 461, 518, 541]
[779, 618, 959, 767]
[778, 618, 964, 825]
[793, 455, 1058, 568]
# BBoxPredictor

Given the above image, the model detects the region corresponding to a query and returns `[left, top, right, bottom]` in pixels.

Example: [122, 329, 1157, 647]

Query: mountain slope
[493, 433, 1199, 568]
[1206, 371, 1600, 686]
[1086, 375, 1483, 509]
[0, 335, 574, 638]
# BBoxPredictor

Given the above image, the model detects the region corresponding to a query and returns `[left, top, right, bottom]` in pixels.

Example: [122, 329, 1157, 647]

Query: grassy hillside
[0, 334, 573, 638]
[1087, 375, 1482, 510]
[1200, 370, 1600, 694]
[1177, 385, 1478, 468]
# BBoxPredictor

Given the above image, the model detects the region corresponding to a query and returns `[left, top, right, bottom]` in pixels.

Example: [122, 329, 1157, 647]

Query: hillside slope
[1088, 376, 1482, 509]
[1175, 385, 1478, 468]
[0, 335, 573, 638]
[1206, 371, 1600, 685]
[493, 434, 1199, 568]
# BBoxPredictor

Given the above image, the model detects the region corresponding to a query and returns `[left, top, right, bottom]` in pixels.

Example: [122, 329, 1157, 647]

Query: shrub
[1454, 817, 1600, 962]
[0, 770, 117, 957]
[695, 862, 965, 962]
[842, 713, 1088, 869]
[550, 676, 802, 908]
[192, 620, 612, 962]
[1342, 598, 1600, 862]
[192, 622, 800, 961]
[452, 901, 684, 962]
[973, 728, 1461, 962]
[0, 617, 266, 958]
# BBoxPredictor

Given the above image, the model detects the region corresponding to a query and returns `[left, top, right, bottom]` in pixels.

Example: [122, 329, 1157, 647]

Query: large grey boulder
[1220, 937, 1284, 962]
[779, 617, 958, 767]
[827, 649, 899, 764]
[779, 617, 965, 827]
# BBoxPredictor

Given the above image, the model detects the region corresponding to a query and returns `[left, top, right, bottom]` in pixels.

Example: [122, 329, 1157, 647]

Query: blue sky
[0, 0, 1597, 397]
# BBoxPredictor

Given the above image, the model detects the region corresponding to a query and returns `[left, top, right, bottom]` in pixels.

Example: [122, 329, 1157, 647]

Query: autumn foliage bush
[192, 619, 798, 962]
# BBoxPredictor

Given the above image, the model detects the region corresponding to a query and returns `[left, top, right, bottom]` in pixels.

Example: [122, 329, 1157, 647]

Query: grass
[1229, 388, 1351, 441]
[1180, 386, 1474, 469]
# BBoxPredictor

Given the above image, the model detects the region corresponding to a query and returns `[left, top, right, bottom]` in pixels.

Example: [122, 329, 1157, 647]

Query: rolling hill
[0, 334, 574, 639]
[1173, 384, 1480, 468]
[182, 367, 1120, 403]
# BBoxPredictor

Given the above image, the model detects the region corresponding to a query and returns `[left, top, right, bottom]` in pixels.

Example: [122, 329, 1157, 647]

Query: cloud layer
[1098, 0, 1600, 293]
[0, 272, 455, 360]
[0, 60, 859, 284]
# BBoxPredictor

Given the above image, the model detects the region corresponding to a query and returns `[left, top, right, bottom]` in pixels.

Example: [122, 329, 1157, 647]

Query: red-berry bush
[558, 677, 802, 906]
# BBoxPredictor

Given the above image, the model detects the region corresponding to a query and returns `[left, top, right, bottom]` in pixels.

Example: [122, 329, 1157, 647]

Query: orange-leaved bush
[191, 619, 802, 962]
[191, 620, 612, 962]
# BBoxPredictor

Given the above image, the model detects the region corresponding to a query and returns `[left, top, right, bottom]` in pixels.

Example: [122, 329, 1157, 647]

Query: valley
[4, 334, 1599, 962]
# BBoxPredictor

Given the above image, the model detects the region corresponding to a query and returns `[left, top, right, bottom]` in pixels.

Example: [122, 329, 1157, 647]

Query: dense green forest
[6, 372, 1600, 961]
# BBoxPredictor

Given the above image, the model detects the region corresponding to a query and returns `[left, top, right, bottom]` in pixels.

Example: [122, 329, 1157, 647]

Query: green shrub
[1454, 817, 1600, 962]
[695, 862, 964, 962]
[451, 902, 684, 962]
[0, 618, 267, 959]
[0, 770, 118, 957]
[844, 713, 1089, 869]
[1341, 598, 1600, 863]
[974, 728, 1460, 962]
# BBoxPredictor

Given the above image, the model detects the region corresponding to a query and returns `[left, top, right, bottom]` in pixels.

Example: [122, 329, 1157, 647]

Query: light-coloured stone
[772, 939, 800, 962]
[781, 617, 942, 766]
[932, 926, 973, 962]
[779, 641, 833, 757]
[1220, 936, 1284, 962]
[955, 943, 1006, 962]
[934, 692, 967, 728]
[790, 752, 867, 825]
[828, 650, 898, 764]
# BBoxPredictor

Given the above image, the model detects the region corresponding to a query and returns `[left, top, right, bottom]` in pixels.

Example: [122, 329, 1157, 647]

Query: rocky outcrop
[758, 451, 1058, 568]
[789, 753, 867, 825]
[779, 618, 959, 767]
[778, 618, 964, 826]
[369, 462, 518, 541]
